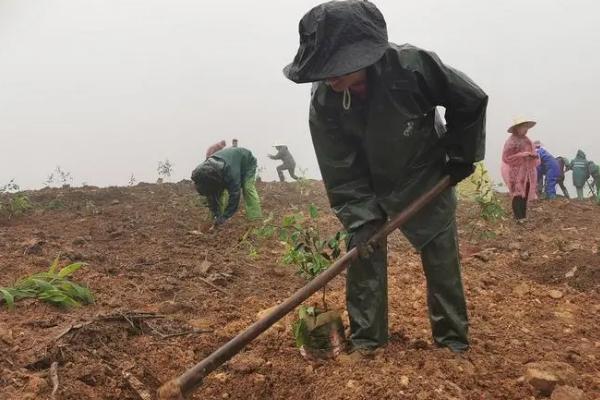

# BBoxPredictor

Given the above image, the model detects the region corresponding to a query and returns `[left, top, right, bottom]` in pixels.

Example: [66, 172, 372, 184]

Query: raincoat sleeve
[207, 193, 222, 219]
[415, 50, 488, 163]
[309, 89, 385, 231]
[269, 149, 283, 160]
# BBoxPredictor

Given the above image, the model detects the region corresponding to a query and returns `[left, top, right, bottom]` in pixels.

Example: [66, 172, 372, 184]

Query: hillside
[0, 181, 599, 400]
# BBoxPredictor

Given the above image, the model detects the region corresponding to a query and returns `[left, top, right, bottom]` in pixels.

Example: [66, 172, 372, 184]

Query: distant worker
[268, 145, 299, 182]
[502, 118, 539, 222]
[555, 156, 571, 198]
[588, 161, 600, 203]
[457, 161, 493, 202]
[570, 150, 589, 200]
[206, 140, 226, 159]
[191, 147, 262, 226]
[533, 141, 560, 200]
[232, 138, 239, 148]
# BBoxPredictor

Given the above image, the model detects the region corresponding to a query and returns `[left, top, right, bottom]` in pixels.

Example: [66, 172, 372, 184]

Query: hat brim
[283, 43, 388, 84]
[507, 121, 536, 134]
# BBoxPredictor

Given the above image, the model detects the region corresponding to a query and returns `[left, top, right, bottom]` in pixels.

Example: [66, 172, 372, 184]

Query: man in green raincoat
[284, 0, 487, 353]
[570, 150, 589, 200]
[191, 147, 262, 225]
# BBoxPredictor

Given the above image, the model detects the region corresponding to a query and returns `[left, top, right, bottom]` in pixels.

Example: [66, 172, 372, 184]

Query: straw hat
[507, 118, 536, 134]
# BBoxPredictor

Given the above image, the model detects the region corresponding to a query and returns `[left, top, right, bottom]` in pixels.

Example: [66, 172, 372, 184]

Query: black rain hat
[284, 0, 389, 84]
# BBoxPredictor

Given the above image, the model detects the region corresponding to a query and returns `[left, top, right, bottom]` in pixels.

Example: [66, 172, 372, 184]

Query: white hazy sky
[1, 0, 599, 189]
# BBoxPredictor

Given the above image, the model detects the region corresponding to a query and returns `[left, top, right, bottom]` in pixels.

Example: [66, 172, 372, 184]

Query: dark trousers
[512, 183, 530, 220]
[557, 178, 570, 198]
[346, 220, 468, 352]
[276, 164, 299, 182]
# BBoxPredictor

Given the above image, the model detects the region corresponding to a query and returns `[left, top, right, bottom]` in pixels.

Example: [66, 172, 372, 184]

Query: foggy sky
[1, 0, 599, 190]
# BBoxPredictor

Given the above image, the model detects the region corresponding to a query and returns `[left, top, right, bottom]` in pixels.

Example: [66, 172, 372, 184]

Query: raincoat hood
[284, 0, 389, 83]
[576, 150, 586, 159]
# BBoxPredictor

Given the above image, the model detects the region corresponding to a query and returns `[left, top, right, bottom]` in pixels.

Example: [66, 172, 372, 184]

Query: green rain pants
[576, 186, 584, 200]
[218, 176, 262, 220]
[346, 220, 468, 352]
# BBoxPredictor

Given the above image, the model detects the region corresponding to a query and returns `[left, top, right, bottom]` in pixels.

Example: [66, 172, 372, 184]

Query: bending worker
[191, 147, 262, 225]
[284, 0, 488, 354]
[534, 140, 560, 200]
[555, 156, 571, 198]
[268, 145, 299, 182]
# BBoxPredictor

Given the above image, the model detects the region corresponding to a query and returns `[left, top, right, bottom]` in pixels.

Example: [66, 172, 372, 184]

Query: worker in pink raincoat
[501, 118, 540, 222]
[206, 140, 227, 159]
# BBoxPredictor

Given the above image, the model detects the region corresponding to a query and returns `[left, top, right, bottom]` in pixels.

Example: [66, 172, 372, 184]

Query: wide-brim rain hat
[283, 0, 389, 84]
[507, 117, 536, 134]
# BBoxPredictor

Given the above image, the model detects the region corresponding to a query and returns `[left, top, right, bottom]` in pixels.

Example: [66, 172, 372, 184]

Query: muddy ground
[0, 181, 599, 400]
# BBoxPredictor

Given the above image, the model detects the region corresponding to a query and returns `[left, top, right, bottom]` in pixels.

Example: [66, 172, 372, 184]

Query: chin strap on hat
[342, 88, 352, 110]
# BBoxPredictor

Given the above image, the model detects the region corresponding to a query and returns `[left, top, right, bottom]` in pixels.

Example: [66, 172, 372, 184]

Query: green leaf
[48, 254, 61, 274]
[58, 262, 86, 278]
[309, 204, 318, 219]
[0, 288, 15, 309]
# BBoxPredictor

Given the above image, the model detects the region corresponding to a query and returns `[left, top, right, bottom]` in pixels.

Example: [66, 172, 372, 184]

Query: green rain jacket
[193, 147, 257, 219]
[309, 44, 488, 248]
[570, 150, 589, 187]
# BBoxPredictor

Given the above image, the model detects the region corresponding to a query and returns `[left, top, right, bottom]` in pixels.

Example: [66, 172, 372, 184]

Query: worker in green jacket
[570, 150, 590, 200]
[588, 161, 600, 203]
[284, 0, 487, 354]
[191, 147, 262, 225]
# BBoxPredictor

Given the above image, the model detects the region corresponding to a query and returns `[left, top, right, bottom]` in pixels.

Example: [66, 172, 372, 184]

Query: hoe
[158, 177, 451, 399]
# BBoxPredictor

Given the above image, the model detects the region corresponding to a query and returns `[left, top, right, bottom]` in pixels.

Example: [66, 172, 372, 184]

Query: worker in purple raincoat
[534, 141, 560, 199]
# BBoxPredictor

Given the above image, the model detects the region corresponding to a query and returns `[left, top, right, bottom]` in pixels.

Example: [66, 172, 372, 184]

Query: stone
[253, 373, 266, 384]
[207, 273, 227, 286]
[228, 354, 265, 374]
[111, 199, 120, 205]
[564, 266, 578, 278]
[525, 368, 559, 395]
[0, 328, 14, 345]
[213, 372, 229, 383]
[72, 237, 87, 246]
[508, 242, 522, 251]
[513, 282, 530, 296]
[23, 240, 45, 256]
[550, 385, 584, 400]
[196, 260, 212, 275]
[158, 301, 186, 314]
[346, 379, 359, 389]
[520, 251, 530, 261]
[525, 361, 576, 396]
[400, 375, 410, 388]
[548, 290, 563, 299]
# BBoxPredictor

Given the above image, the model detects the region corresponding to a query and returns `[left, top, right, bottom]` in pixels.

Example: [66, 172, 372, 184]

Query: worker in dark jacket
[269, 145, 299, 182]
[191, 147, 262, 225]
[284, 0, 487, 354]
[555, 156, 570, 198]
[570, 150, 589, 200]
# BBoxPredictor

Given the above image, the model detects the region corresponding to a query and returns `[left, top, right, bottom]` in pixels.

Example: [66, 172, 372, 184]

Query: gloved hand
[444, 160, 475, 186]
[349, 220, 385, 260]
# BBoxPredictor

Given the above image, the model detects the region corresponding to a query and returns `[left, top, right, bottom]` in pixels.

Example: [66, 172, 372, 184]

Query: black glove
[349, 220, 385, 260]
[444, 159, 475, 186]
